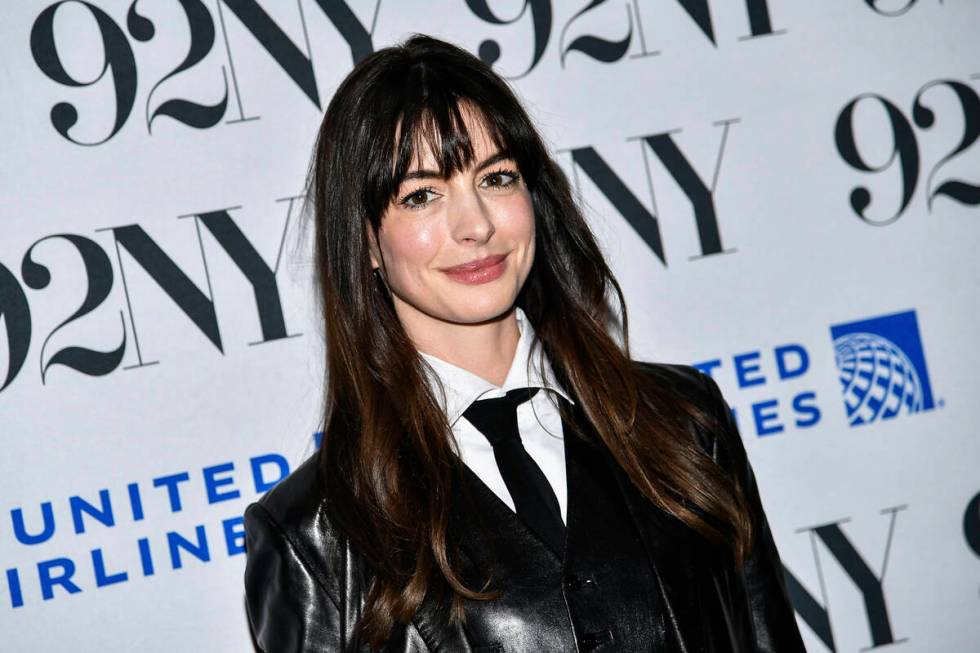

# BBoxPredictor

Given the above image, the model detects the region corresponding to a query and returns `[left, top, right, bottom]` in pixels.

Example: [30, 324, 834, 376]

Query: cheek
[380, 222, 440, 272]
[506, 194, 536, 244]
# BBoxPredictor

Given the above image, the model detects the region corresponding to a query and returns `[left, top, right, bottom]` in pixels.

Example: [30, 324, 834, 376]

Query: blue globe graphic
[833, 332, 924, 426]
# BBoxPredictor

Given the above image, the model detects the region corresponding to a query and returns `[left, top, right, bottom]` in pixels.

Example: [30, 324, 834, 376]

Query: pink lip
[439, 253, 508, 285]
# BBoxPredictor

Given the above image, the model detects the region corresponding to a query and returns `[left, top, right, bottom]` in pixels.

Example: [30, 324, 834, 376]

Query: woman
[243, 34, 806, 653]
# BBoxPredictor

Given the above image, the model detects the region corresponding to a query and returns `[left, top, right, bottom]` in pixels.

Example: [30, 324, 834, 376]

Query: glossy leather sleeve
[698, 371, 808, 653]
[244, 502, 344, 653]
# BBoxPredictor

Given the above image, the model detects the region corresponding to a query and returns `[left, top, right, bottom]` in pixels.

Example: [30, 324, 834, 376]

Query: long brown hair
[305, 33, 752, 649]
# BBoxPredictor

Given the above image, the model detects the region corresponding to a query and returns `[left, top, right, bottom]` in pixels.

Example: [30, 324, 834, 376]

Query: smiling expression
[367, 104, 536, 338]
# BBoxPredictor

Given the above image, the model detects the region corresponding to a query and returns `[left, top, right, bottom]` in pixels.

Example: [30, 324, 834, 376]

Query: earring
[372, 267, 391, 297]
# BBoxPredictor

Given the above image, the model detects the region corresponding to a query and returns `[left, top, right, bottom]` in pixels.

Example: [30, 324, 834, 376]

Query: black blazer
[243, 362, 807, 652]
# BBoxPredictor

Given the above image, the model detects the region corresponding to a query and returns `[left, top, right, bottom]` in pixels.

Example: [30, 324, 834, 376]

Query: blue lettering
[751, 399, 784, 436]
[204, 462, 241, 504]
[775, 344, 809, 379]
[251, 454, 289, 493]
[223, 516, 246, 555]
[38, 558, 82, 600]
[11, 503, 55, 545]
[6, 568, 23, 608]
[792, 392, 821, 428]
[138, 537, 155, 577]
[153, 472, 191, 512]
[734, 352, 765, 388]
[692, 359, 722, 378]
[92, 549, 128, 587]
[69, 489, 114, 534]
[167, 525, 210, 569]
[128, 482, 144, 521]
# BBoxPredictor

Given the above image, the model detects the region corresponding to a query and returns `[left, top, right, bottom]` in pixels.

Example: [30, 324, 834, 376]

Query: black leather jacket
[243, 362, 807, 652]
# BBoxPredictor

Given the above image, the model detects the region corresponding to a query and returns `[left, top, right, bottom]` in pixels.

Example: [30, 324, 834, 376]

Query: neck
[400, 303, 521, 388]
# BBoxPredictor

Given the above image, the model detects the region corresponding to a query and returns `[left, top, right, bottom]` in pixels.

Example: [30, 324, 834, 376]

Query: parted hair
[303, 33, 753, 650]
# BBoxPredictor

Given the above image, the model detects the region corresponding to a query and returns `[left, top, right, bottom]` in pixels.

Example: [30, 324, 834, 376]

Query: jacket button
[565, 574, 595, 590]
[580, 629, 614, 650]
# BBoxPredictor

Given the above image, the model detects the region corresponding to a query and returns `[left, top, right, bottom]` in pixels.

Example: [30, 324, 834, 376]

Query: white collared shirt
[418, 307, 574, 524]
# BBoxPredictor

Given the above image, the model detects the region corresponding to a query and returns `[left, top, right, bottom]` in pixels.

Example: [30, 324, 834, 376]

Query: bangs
[394, 97, 515, 196]
[393, 100, 508, 186]
[363, 65, 543, 226]
[356, 50, 543, 225]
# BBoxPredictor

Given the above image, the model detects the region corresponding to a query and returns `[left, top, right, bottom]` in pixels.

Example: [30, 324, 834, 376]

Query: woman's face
[368, 105, 536, 336]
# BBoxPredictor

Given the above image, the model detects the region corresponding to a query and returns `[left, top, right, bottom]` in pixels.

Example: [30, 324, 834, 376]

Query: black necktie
[461, 387, 566, 556]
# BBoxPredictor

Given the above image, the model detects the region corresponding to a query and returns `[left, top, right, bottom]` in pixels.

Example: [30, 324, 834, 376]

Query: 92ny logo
[29, 0, 378, 145]
[834, 74, 980, 224]
[28, 0, 786, 145]
[0, 201, 301, 394]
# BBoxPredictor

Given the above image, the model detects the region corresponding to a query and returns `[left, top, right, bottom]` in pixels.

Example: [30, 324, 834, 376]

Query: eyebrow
[401, 150, 512, 182]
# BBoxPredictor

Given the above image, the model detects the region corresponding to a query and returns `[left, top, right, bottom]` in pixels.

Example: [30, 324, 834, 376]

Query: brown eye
[480, 169, 520, 189]
[399, 187, 438, 210]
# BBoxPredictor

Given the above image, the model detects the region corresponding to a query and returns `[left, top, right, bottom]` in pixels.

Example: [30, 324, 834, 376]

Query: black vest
[447, 400, 670, 652]
[243, 362, 808, 653]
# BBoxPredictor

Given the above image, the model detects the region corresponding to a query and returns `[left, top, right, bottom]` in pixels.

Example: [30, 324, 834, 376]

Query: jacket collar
[417, 306, 575, 427]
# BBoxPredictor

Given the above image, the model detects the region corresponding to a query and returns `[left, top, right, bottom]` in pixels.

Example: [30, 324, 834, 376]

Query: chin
[446, 295, 517, 324]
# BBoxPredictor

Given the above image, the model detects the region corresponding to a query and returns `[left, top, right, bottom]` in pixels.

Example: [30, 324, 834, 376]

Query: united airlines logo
[829, 310, 935, 427]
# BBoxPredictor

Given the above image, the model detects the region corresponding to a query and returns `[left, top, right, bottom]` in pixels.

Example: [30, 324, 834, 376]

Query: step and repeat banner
[2, 1, 978, 651]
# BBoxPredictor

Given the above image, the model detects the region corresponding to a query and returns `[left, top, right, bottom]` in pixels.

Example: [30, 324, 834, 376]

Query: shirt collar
[418, 306, 575, 426]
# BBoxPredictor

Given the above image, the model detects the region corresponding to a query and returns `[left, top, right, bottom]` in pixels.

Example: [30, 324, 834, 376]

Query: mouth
[439, 253, 509, 285]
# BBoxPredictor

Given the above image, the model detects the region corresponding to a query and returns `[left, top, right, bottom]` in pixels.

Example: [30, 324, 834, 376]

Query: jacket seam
[248, 502, 344, 615]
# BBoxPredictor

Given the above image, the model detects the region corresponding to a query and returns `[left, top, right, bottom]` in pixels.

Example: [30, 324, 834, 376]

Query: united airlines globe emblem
[833, 332, 925, 426]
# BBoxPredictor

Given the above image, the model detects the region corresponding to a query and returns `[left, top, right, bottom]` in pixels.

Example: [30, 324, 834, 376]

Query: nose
[448, 184, 495, 244]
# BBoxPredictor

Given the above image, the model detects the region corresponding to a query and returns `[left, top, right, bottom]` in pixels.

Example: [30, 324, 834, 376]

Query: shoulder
[630, 359, 723, 421]
[631, 359, 706, 395]
[629, 359, 741, 467]
[252, 452, 323, 518]
[242, 454, 356, 648]
[244, 453, 340, 564]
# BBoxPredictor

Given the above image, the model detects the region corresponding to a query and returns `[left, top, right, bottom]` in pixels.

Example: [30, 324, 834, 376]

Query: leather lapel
[611, 467, 707, 651]
[455, 462, 565, 567]
[569, 398, 709, 652]
[410, 466, 548, 652]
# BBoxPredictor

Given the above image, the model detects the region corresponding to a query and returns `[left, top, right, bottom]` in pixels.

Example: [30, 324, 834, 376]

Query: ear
[366, 227, 381, 270]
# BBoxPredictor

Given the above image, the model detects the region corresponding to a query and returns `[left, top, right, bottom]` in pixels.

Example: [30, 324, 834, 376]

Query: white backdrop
[2, 1, 979, 651]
